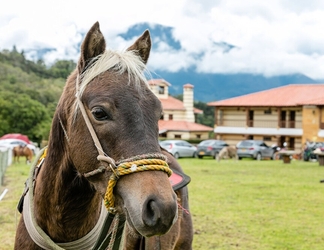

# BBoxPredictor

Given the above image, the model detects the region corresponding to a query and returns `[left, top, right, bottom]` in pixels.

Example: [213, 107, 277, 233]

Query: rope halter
[104, 153, 172, 213]
[74, 75, 172, 213]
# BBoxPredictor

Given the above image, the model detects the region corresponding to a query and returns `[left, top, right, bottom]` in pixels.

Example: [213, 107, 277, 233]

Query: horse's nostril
[142, 199, 161, 227]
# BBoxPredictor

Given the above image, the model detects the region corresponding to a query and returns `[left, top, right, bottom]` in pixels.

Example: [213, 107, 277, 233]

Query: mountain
[152, 71, 318, 102]
[119, 23, 320, 102]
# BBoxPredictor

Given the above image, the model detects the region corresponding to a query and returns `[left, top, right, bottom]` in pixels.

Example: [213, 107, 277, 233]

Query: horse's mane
[78, 49, 151, 97]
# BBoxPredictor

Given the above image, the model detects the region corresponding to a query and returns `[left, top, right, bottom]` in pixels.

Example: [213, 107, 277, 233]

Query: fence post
[0, 148, 11, 186]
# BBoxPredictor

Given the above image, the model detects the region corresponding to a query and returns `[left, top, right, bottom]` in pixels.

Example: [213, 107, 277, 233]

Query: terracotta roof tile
[159, 120, 213, 132]
[208, 84, 324, 107]
[160, 96, 186, 110]
[183, 83, 194, 88]
[148, 79, 171, 86]
[159, 96, 203, 113]
[194, 107, 203, 114]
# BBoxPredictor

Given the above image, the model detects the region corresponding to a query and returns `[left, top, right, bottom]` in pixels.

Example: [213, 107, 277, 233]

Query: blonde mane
[77, 49, 151, 97]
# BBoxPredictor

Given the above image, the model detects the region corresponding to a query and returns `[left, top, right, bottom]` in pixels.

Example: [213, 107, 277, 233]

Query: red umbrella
[0, 133, 31, 144]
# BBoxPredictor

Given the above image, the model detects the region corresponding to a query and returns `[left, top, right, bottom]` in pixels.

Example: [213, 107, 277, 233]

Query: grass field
[1, 158, 324, 249]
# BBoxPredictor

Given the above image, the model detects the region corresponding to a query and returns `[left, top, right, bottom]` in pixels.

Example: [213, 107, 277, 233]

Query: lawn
[182, 158, 324, 250]
[1, 158, 324, 249]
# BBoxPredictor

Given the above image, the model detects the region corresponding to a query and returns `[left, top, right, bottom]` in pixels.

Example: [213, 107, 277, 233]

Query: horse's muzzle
[141, 194, 178, 236]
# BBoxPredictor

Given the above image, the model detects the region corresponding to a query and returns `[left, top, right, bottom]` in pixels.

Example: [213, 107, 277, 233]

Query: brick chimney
[183, 84, 195, 122]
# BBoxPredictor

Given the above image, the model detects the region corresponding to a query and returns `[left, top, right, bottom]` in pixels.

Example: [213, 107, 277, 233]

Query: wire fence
[0, 148, 12, 186]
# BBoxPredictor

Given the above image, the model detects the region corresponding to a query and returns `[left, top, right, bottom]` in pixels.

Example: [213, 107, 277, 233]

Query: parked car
[159, 140, 197, 159]
[0, 139, 37, 154]
[303, 142, 324, 161]
[236, 140, 275, 160]
[196, 139, 229, 159]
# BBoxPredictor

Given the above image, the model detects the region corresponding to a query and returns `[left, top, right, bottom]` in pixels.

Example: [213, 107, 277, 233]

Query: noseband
[74, 75, 172, 213]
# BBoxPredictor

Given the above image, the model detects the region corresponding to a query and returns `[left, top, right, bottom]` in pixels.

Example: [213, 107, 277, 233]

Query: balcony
[218, 119, 302, 129]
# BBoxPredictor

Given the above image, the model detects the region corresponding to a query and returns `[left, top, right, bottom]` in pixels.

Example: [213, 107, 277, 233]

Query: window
[263, 136, 271, 141]
[158, 86, 165, 94]
[174, 134, 181, 139]
[264, 109, 272, 114]
[160, 133, 167, 138]
[169, 114, 173, 120]
[196, 134, 201, 139]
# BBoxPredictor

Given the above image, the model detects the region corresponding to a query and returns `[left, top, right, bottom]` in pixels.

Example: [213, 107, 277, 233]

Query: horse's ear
[126, 30, 151, 64]
[78, 21, 106, 73]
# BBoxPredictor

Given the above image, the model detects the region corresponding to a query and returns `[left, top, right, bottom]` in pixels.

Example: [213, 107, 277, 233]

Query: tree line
[0, 47, 213, 145]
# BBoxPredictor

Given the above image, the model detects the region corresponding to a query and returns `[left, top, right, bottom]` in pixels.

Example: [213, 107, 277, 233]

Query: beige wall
[150, 84, 169, 99]
[162, 131, 210, 140]
[213, 106, 305, 150]
[218, 107, 303, 128]
[302, 106, 324, 144]
[162, 110, 186, 121]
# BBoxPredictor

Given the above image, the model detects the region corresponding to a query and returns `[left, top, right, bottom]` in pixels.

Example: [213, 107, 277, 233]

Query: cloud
[1, 0, 324, 79]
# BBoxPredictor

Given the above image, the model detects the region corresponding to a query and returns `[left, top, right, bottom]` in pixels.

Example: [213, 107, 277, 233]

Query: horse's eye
[91, 107, 109, 121]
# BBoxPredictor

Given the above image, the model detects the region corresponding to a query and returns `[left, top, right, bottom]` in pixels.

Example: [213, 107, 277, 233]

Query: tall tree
[0, 92, 50, 143]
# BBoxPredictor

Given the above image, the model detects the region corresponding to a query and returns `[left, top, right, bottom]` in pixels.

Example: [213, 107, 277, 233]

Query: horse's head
[56, 22, 177, 237]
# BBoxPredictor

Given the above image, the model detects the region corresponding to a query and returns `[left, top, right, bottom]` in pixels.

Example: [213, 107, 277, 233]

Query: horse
[217, 146, 238, 162]
[13, 145, 33, 164]
[14, 21, 193, 250]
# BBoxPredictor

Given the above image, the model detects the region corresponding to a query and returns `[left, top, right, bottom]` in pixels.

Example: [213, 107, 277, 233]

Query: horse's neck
[32, 160, 102, 242]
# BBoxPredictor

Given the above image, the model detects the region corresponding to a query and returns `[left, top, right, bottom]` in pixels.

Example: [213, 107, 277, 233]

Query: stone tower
[183, 84, 195, 123]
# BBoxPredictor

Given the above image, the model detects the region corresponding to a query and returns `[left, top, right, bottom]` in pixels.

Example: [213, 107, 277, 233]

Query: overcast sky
[2, 0, 324, 79]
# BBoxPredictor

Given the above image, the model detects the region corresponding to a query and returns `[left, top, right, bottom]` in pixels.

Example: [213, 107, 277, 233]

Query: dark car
[196, 139, 229, 159]
[303, 142, 324, 161]
[236, 140, 275, 160]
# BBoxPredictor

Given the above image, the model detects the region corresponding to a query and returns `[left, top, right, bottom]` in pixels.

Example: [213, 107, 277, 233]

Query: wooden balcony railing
[218, 119, 302, 129]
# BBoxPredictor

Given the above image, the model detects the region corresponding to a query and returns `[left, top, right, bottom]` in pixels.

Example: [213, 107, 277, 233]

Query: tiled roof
[183, 83, 194, 88]
[194, 107, 203, 114]
[158, 120, 213, 132]
[208, 84, 324, 107]
[148, 79, 171, 86]
[160, 96, 186, 110]
[160, 96, 203, 114]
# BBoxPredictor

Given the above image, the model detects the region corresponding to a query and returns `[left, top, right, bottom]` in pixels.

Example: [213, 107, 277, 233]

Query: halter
[74, 74, 172, 212]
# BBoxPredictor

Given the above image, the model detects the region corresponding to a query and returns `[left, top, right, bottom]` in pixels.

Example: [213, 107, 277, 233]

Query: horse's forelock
[72, 49, 152, 123]
[78, 49, 151, 97]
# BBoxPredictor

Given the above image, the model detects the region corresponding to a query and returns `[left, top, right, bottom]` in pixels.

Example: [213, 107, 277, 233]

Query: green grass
[182, 158, 324, 250]
[1, 159, 324, 249]
[0, 162, 30, 249]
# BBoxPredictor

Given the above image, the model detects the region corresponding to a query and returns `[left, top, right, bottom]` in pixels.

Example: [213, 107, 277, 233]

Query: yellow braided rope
[35, 147, 47, 166]
[37, 148, 171, 212]
[104, 158, 172, 211]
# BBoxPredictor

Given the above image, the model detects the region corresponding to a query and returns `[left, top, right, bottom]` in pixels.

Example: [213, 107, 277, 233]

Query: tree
[194, 101, 214, 127]
[0, 92, 51, 143]
[172, 94, 214, 127]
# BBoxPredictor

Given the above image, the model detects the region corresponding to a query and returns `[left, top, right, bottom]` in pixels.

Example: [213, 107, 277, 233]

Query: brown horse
[13, 145, 33, 164]
[14, 22, 192, 249]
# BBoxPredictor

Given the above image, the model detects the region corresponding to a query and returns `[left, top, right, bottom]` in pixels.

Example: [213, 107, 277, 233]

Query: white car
[159, 140, 197, 159]
[0, 139, 37, 153]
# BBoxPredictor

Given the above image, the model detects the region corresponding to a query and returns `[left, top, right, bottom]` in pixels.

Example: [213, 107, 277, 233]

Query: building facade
[208, 84, 324, 150]
[149, 79, 213, 140]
